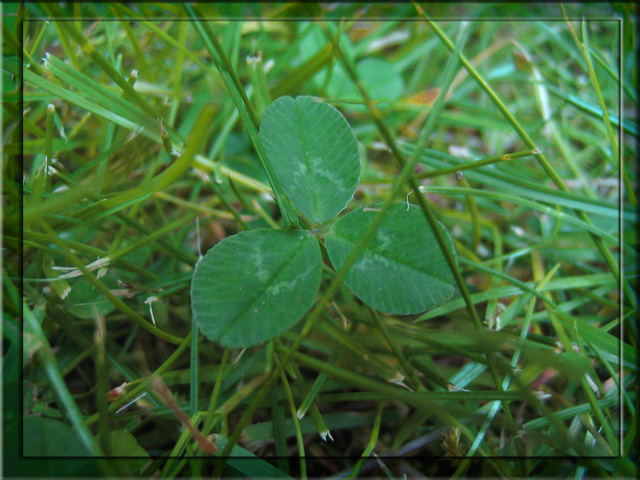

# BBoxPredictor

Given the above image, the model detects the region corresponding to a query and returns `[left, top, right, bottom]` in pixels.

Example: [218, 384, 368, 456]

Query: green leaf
[259, 95, 361, 224]
[5, 415, 100, 477]
[191, 229, 322, 347]
[108, 430, 149, 474]
[65, 275, 118, 319]
[327, 57, 405, 109]
[23, 415, 92, 456]
[325, 203, 458, 315]
[109, 430, 149, 457]
[212, 435, 293, 478]
[295, 21, 355, 73]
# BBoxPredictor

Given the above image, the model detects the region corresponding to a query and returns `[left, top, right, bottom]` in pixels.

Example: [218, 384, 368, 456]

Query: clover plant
[191, 95, 458, 348]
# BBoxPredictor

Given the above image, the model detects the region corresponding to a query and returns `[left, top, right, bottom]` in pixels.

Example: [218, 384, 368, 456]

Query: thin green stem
[207, 178, 249, 231]
[190, 324, 199, 416]
[369, 309, 424, 391]
[349, 402, 384, 479]
[94, 314, 111, 456]
[418, 148, 536, 179]
[202, 348, 230, 436]
[457, 173, 481, 252]
[279, 372, 307, 480]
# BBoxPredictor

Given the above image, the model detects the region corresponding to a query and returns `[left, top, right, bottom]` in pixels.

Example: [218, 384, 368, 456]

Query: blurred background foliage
[2, 2, 637, 478]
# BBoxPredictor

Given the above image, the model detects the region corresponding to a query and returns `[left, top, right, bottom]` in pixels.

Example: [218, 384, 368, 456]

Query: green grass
[3, 2, 637, 479]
